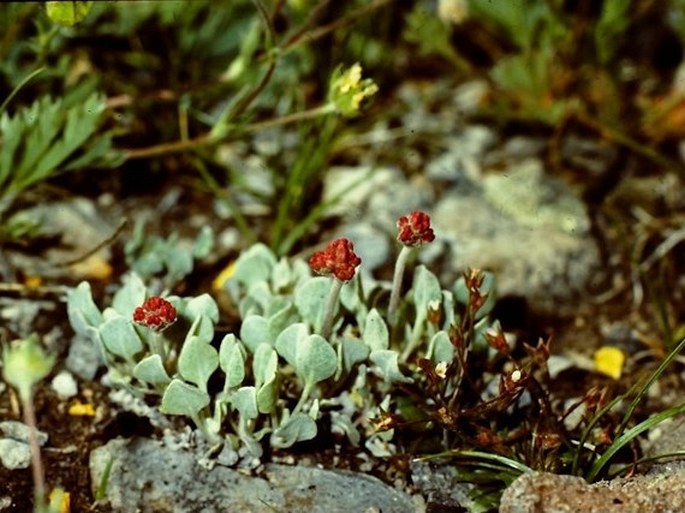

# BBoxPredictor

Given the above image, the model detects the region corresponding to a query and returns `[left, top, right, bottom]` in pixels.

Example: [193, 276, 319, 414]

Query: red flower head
[397, 211, 435, 247]
[309, 238, 362, 282]
[133, 296, 177, 331]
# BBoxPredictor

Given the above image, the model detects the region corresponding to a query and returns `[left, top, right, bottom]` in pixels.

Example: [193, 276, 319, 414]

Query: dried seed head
[309, 238, 362, 282]
[485, 322, 509, 354]
[133, 296, 177, 331]
[396, 211, 435, 247]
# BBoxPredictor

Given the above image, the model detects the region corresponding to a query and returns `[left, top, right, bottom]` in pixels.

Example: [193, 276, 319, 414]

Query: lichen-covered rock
[434, 158, 600, 313]
[90, 438, 421, 513]
[500, 469, 685, 513]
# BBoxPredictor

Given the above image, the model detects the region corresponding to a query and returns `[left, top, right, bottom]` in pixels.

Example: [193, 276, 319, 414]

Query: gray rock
[500, 470, 685, 513]
[10, 198, 113, 279]
[91, 438, 421, 513]
[0, 420, 48, 445]
[451, 80, 490, 115]
[483, 136, 548, 165]
[410, 460, 473, 511]
[433, 158, 600, 312]
[51, 370, 78, 399]
[0, 421, 48, 469]
[337, 223, 390, 272]
[426, 125, 496, 183]
[322, 166, 404, 217]
[644, 417, 685, 459]
[0, 438, 31, 469]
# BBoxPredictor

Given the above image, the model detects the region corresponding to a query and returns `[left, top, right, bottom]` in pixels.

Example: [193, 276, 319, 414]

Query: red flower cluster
[133, 296, 177, 331]
[309, 238, 361, 282]
[397, 211, 435, 247]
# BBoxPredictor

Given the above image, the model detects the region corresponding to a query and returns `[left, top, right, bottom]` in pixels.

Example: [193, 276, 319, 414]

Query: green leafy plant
[0, 91, 116, 213]
[1, 335, 63, 513]
[67, 210, 685, 512]
[124, 219, 214, 291]
[68, 212, 493, 458]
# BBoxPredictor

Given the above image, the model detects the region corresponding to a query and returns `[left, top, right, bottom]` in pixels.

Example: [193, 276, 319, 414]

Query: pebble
[51, 370, 78, 399]
[0, 439, 31, 469]
[0, 421, 48, 445]
[0, 421, 48, 470]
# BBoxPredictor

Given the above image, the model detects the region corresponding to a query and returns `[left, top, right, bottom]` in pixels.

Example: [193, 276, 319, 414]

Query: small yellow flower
[48, 488, 70, 513]
[594, 346, 625, 380]
[328, 63, 379, 117]
[68, 400, 96, 417]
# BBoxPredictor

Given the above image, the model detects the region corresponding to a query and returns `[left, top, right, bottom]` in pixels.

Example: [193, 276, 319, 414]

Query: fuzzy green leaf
[99, 316, 143, 361]
[267, 302, 298, 343]
[231, 386, 259, 420]
[273, 323, 308, 363]
[66, 281, 103, 335]
[275, 325, 336, 387]
[160, 379, 209, 417]
[429, 330, 454, 364]
[240, 314, 270, 353]
[413, 265, 442, 314]
[111, 273, 147, 318]
[192, 226, 214, 258]
[363, 308, 389, 352]
[271, 412, 317, 448]
[219, 334, 245, 389]
[294, 276, 332, 331]
[370, 349, 412, 384]
[190, 314, 216, 345]
[340, 336, 370, 373]
[186, 294, 219, 324]
[229, 243, 277, 293]
[254, 343, 278, 414]
[178, 335, 219, 392]
[133, 354, 171, 387]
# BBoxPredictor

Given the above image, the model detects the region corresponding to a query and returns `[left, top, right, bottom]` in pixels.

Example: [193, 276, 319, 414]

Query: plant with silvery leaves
[67, 211, 499, 459]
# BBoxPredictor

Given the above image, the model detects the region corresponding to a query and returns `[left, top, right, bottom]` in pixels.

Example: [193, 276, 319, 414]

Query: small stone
[0, 439, 31, 469]
[338, 223, 390, 272]
[0, 496, 13, 510]
[452, 79, 490, 114]
[0, 421, 48, 446]
[51, 370, 78, 399]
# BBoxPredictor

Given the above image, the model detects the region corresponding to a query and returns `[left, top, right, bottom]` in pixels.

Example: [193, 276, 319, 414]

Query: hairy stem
[321, 279, 343, 340]
[388, 246, 412, 326]
[22, 395, 46, 511]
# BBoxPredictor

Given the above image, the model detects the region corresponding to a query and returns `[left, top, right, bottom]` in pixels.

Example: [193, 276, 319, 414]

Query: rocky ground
[3, 79, 685, 513]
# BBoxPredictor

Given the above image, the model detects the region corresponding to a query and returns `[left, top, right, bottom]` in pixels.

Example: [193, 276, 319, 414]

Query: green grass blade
[587, 402, 685, 482]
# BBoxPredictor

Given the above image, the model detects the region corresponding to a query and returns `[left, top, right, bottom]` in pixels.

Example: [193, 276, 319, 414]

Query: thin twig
[52, 217, 128, 268]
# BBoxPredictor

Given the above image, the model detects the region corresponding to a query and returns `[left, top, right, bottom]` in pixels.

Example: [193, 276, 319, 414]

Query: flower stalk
[388, 211, 435, 327]
[309, 238, 361, 339]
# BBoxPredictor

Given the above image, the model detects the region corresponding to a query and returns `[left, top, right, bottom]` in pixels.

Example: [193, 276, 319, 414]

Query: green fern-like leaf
[0, 92, 116, 204]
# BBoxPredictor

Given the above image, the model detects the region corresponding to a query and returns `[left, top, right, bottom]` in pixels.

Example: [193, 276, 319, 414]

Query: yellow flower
[328, 63, 379, 117]
[594, 346, 625, 380]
